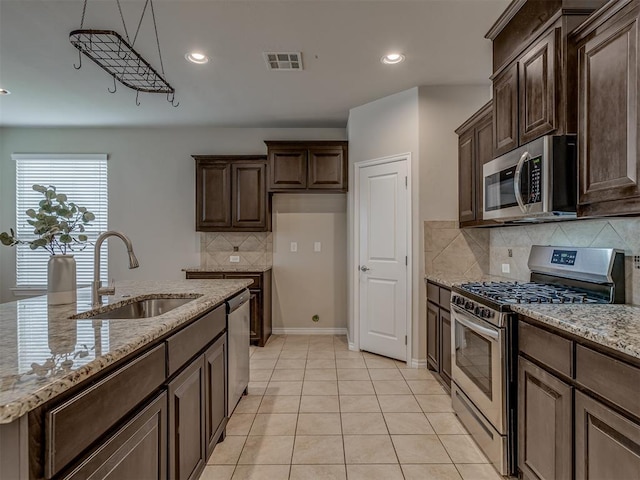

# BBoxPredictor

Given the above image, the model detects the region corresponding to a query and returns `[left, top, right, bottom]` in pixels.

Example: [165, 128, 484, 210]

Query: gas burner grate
[460, 281, 606, 304]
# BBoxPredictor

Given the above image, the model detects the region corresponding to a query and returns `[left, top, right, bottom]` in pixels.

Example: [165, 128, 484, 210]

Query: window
[12, 154, 108, 289]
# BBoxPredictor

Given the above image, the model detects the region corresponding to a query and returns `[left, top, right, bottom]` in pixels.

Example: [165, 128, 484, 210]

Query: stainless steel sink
[85, 296, 199, 320]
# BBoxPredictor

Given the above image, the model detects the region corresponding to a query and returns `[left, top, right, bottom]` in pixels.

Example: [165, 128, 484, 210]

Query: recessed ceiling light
[0, 88, 10, 95]
[185, 52, 209, 64]
[381, 53, 405, 65]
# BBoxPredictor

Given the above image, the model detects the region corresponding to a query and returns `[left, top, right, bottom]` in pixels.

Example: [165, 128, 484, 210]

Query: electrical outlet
[290, 241, 298, 252]
[314, 242, 321, 252]
[508, 249, 513, 258]
[634, 256, 640, 269]
[501, 263, 510, 274]
[230, 255, 240, 263]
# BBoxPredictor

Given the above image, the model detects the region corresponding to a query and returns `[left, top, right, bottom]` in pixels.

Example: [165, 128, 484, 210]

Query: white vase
[48, 254, 77, 305]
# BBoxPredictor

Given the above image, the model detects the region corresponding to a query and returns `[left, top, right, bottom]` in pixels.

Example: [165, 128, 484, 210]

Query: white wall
[272, 194, 347, 332]
[417, 85, 491, 359]
[347, 85, 491, 363]
[347, 88, 420, 359]
[0, 126, 345, 303]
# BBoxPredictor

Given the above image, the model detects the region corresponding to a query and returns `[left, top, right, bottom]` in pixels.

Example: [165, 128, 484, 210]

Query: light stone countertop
[183, 266, 272, 273]
[511, 304, 640, 361]
[424, 273, 512, 289]
[0, 279, 251, 424]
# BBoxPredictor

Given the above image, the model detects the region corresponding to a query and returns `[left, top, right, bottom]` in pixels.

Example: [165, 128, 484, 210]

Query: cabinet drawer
[519, 321, 572, 378]
[185, 272, 224, 280]
[167, 305, 226, 377]
[61, 392, 167, 480]
[427, 282, 439, 304]
[46, 344, 166, 478]
[576, 345, 640, 418]
[224, 273, 261, 290]
[439, 287, 451, 311]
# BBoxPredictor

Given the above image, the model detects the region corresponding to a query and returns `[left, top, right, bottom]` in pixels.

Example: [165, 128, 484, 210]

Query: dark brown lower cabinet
[205, 336, 227, 457]
[169, 356, 206, 480]
[518, 356, 572, 480]
[575, 391, 640, 480]
[62, 392, 167, 480]
[426, 281, 452, 391]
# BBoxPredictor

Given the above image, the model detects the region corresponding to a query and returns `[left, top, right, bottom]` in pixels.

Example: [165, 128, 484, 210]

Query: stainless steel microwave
[483, 135, 577, 222]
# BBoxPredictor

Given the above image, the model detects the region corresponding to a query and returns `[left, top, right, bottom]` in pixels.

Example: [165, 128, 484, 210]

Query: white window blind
[13, 154, 108, 288]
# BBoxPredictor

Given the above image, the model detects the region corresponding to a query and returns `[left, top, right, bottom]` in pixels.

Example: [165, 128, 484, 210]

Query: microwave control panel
[523, 156, 542, 204]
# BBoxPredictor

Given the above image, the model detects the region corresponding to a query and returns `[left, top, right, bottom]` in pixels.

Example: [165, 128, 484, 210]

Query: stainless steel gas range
[450, 245, 625, 476]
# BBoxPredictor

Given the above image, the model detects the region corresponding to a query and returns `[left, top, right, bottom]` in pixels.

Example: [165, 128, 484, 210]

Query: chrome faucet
[92, 231, 139, 306]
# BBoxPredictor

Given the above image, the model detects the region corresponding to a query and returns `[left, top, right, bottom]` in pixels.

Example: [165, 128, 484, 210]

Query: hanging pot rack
[69, 0, 178, 107]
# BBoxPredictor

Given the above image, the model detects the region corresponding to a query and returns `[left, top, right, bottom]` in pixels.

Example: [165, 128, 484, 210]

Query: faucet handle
[99, 278, 116, 296]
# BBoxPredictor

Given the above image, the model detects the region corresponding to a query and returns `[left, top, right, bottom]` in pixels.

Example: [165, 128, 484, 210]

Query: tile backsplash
[425, 218, 640, 304]
[489, 218, 640, 303]
[424, 221, 490, 278]
[201, 233, 272, 268]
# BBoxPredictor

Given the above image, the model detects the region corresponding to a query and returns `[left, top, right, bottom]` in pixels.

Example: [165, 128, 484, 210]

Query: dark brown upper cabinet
[572, 0, 640, 217]
[456, 101, 494, 227]
[265, 141, 348, 192]
[486, 0, 603, 157]
[194, 156, 269, 232]
[493, 64, 519, 156]
[519, 29, 558, 144]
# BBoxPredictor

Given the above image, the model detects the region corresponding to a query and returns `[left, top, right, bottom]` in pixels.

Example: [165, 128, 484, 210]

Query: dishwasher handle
[227, 289, 250, 313]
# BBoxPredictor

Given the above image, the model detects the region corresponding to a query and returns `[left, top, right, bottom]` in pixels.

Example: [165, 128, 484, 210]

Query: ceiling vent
[263, 52, 303, 71]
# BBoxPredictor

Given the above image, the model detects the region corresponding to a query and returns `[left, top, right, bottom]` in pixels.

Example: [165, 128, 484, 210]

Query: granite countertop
[511, 303, 640, 361]
[184, 266, 272, 273]
[0, 279, 251, 424]
[424, 273, 511, 289]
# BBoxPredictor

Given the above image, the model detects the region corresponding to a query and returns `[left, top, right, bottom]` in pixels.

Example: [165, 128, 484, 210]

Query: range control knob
[465, 301, 474, 310]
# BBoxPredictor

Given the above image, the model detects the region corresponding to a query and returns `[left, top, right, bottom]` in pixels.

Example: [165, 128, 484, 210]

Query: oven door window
[455, 322, 493, 400]
[485, 166, 518, 212]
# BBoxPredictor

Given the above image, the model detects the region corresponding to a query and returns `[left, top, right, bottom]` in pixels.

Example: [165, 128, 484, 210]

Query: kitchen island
[0, 279, 251, 479]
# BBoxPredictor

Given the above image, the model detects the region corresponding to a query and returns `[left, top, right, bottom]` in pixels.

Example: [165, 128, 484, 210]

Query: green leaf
[78, 234, 88, 242]
[59, 234, 72, 244]
[32, 185, 47, 193]
[45, 190, 56, 199]
[56, 194, 67, 202]
[25, 209, 36, 218]
[29, 242, 39, 250]
[83, 212, 95, 222]
[78, 206, 87, 213]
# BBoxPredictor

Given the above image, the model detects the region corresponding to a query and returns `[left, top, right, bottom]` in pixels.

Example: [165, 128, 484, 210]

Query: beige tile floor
[200, 335, 502, 480]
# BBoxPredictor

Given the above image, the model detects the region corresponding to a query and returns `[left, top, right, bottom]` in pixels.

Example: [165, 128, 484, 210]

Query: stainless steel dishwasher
[226, 289, 250, 415]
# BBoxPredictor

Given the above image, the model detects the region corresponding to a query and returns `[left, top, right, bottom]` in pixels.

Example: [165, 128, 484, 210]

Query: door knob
[360, 266, 370, 272]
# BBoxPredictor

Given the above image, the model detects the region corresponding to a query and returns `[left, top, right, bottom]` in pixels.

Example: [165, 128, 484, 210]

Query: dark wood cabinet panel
[493, 63, 519, 156]
[440, 309, 452, 388]
[308, 147, 347, 190]
[205, 337, 227, 458]
[194, 156, 269, 232]
[575, 1, 640, 216]
[186, 270, 272, 347]
[427, 301, 440, 373]
[269, 149, 307, 189]
[518, 356, 572, 480]
[458, 130, 476, 224]
[62, 393, 167, 480]
[196, 162, 231, 229]
[266, 141, 348, 192]
[456, 101, 493, 227]
[519, 29, 558, 144]
[575, 391, 640, 480]
[426, 281, 452, 391]
[168, 357, 206, 480]
[232, 163, 267, 229]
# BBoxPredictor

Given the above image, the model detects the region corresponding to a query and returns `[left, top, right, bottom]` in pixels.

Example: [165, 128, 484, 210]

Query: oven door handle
[514, 150, 529, 213]
[452, 307, 500, 341]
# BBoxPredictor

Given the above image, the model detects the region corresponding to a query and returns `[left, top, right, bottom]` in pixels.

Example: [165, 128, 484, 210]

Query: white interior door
[358, 158, 408, 361]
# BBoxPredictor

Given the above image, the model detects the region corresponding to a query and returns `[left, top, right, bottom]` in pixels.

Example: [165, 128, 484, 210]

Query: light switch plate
[314, 242, 321, 252]
[501, 263, 510, 273]
[230, 255, 240, 263]
[290, 242, 298, 253]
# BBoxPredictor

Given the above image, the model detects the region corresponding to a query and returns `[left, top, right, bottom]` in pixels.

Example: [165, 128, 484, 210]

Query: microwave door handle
[514, 151, 529, 213]
[452, 307, 500, 341]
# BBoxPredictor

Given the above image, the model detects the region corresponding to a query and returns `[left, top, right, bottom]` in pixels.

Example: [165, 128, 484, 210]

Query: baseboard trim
[348, 341, 359, 352]
[411, 358, 428, 368]
[271, 327, 348, 336]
